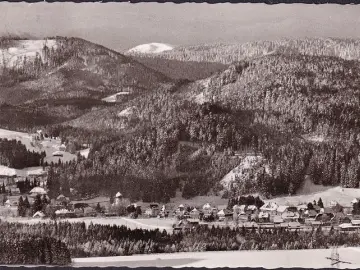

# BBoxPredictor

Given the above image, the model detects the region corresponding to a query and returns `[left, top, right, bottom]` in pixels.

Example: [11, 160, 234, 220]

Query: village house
[202, 203, 217, 217]
[114, 192, 123, 205]
[52, 151, 63, 157]
[260, 202, 278, 215]
[217, 209, 233, 222]
[190, 208, 200, 219]
[258, 212, 270, 223]
[145, 203, 160, 218]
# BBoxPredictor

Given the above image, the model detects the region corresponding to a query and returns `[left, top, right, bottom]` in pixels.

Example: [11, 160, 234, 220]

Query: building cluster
[153, 199, 360, 232]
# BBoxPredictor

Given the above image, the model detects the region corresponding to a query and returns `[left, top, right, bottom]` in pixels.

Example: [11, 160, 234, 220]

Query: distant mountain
[151, 38, 360, 64]
[127, 43, 174, 54]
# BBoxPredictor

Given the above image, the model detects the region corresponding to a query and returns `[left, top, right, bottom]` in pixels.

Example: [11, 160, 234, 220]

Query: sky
[1, 3, 359, 52]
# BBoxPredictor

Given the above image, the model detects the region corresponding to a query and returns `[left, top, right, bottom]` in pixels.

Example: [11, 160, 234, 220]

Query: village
[1, 129, 360, 234]
[2, 168, 360, 234]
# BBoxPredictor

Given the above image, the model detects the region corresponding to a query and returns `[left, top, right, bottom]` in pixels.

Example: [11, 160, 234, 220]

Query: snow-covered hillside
[220, 155, 271, 190]
[0, 39, 57, 68]
[127, 43, 174, 54]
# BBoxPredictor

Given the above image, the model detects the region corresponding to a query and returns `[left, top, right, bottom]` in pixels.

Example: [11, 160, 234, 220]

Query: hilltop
[127, 43, 174, 54]
[151, 38, 360, 64]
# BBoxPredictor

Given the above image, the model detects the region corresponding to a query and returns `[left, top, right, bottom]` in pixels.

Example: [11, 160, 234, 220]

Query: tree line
[0, 138, 45, 169]
[3, 221, 360, 260]
[0, 222, 70, 265]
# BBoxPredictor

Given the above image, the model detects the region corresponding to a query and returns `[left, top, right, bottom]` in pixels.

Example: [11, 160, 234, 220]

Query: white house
[114, 192, 123, 205]
[260, 202, 278, 215]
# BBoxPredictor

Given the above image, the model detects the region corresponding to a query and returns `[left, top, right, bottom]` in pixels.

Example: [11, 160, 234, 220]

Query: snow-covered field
[1, 216, 175, 232]
[0, 165, 46, 177]
[267, 186, 360, 207]
[220, 155, 270, 190]
[72, 248, 360, 268]
[0, 128, 79, 165]
[127, 43, 174, 54]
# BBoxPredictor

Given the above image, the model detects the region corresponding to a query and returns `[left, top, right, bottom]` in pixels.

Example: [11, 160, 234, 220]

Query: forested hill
[0, 37, 175, 131]
[46, 50, 360, 202]
[145, 38, 360, 64]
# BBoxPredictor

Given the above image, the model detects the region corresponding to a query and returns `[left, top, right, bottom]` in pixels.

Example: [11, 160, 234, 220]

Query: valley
[0, 35, 360, 267]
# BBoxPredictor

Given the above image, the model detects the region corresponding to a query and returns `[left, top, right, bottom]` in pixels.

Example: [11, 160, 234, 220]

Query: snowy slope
[0, 39, 57, 68]
[127, 43, 174, 54]
[220, 155, 271, 190]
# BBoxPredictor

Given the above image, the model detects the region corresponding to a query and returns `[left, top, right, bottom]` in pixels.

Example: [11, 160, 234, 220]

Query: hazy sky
[1, 3, 359, 52]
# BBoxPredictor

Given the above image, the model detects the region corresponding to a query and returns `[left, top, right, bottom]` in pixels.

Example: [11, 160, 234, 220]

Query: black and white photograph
[0, 2, 360, 268]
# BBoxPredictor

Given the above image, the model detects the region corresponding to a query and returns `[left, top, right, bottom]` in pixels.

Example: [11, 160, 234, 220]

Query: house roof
[273, 216, 284, 223]
[247, 205, 257, 211]
[115, 192, 123, 198]
[351, 219, 360, 225]
[277, 205, 289, 213]
[30, 187, 47, 195]
[218, 209, 232, 216]
[33, 211, 45, 218]
[203, 203, 212, 209]
[297, 204, 308, 210]
[190, 208, 199, 213]
[55, 209, 70, 214]
[260, 202, 278, 211]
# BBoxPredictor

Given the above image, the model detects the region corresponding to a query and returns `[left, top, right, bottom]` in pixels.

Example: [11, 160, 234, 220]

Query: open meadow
[72, 247, 360, 268]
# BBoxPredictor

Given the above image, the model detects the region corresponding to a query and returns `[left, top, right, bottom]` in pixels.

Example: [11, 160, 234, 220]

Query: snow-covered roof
[277, 205, 289, 213]
[282, 212, 300, 219]
[247, 205, 258, 211]
[352, 198, 359, 204]
[273, 216, 284, 223]
[190, 208, 199, 213]
[351, 219, 360, 225]
[179, 204, 184, 208]
[52, 151, 63, 156]
[55, 209, 69, 215]
[339, 223, 355, 229]
[115, 192, 122, 198]
[260, 202, 278, 211]
[33, 211, 45, 218]
[203, 203, 212, 209]
[5, 199, 10, 204]
[30, 187, 47, 195]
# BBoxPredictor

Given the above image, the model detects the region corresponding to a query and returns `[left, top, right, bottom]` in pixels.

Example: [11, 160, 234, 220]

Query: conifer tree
[17, 196, 25, 217]
[317, 198, 324, 208]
